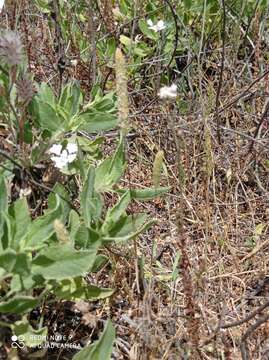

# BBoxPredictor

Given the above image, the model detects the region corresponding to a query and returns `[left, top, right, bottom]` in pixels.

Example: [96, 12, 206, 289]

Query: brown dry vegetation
[1, 1, 269, 360]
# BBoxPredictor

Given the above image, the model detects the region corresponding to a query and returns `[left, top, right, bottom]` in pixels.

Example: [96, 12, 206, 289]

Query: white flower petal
[67, 153, 77, 163]
[157, 20, 165, 30]
[66, 143, 78, 154]
[0, 0, 4, 12]
[61, 149, 69, 158]
[147, 19, 166, 32]
[51, 156, 68, 169]
[49, 144, 62, 155]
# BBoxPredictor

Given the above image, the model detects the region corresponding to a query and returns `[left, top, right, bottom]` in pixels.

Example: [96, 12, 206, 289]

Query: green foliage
[73, 320, 115, 360]
[0, 6, 172, 356]
[31, 83, 118, 136]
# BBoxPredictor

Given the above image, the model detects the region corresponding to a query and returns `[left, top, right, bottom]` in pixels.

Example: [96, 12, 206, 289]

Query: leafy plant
[0, 28, 169, 357]
[73, 320, 115, 360]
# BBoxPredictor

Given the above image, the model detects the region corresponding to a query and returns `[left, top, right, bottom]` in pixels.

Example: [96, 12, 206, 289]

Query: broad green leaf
[78, 112, 118, 133]
[60, 81, 82, 117]
[9, 198, 31, 250]
[68, 210, 81, 246]
[74, 225, 100, 250]
[0, 296, 38, 314]
[80, 166, 95, 227]
[81, 284, 114, 301]
[53, 277, 114, 301]
[37, 101, 63, 132]
[73, 320, 115, 360]
[77, 93, 117, 133]
[102, 191, 130, 234]
[108, 213, 147, 238]
[0, 248, 17, 273]
[12, 253, 31, 276]
[95, 138, 125, 192]
[1, 212, 12, 250]
[36, 83, 56, 105]
[83, 92, 116, 113]
[24, 195, 62, 249]
[47, 183, 71, 222]
[103, 219, 155, 243]
[32, 244, 96, 280]
[80, 167, 103, 226]
[116, 186, 170, 201]
[10, 273, 39, 293]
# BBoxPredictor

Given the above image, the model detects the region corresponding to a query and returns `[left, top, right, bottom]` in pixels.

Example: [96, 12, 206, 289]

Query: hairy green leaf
[73, 320, 115, 360]
[32, 244, 96, 280]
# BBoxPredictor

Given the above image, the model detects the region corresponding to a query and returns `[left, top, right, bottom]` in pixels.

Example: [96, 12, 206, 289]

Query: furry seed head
[158, 84, 177, 99]
[0, 31, 23, 66]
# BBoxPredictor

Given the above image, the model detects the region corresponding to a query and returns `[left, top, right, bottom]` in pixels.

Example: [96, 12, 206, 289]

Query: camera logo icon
[11, 335, 25, 349]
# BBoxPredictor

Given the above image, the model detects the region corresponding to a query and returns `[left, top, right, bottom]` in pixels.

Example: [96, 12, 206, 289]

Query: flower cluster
[147, 19, 166, 32]
[158, 84, 177, 99]
[0, 31, 23, 66]
[16, 75, 35, 105]
[48, 143, 78, 169]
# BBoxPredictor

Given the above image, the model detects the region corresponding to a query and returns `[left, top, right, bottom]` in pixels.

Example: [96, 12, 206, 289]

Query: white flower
[147, 19, 166, 32]
[49, 143, 78, 169]
[66, 143, 78, 154]
[0, 0, 4, 12]
[48, 144, 62, 156]
[147, 19, 154, 27]
[158, 84, 177, 99]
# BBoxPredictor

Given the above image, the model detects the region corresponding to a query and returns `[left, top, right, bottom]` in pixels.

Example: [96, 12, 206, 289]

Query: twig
[217, 67, 269, 114]
[216, 124, 269, 151]
[221, 298, 269, 329]
[240, 237, 269, 263]
[164, 0, 179, 70]
[248, 98, 269, 153]
[51, 0, 65, 95]
[215, 0, 226, 143]
[242, 0, 260, 46]
[0, 148, 22, 169]
[88, 0, 96, 89]
[240, 312, 269, 360]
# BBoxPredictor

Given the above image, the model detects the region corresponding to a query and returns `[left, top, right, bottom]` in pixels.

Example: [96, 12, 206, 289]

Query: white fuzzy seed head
[158, 84, 177, 99]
